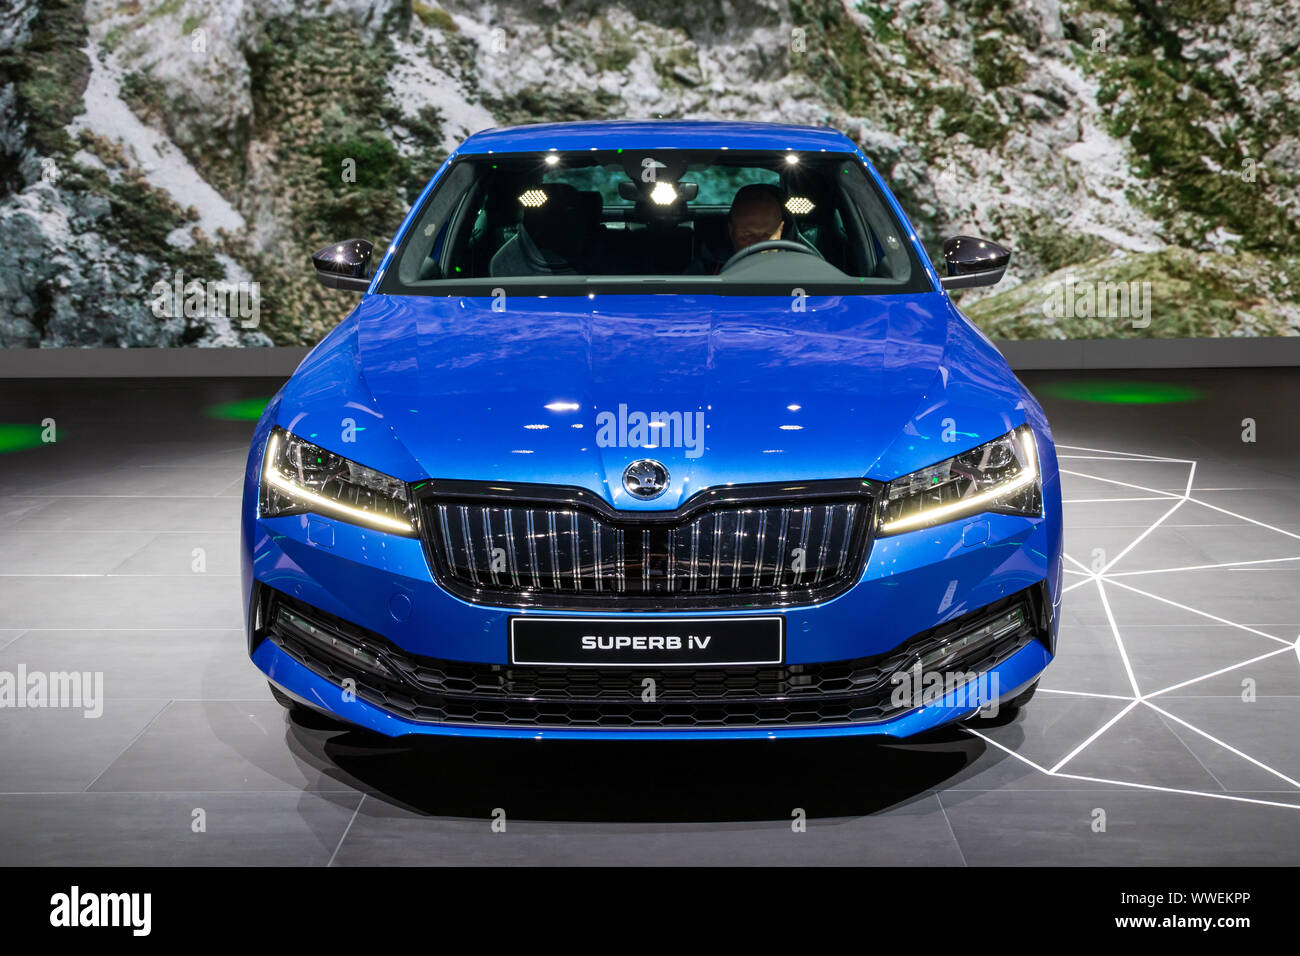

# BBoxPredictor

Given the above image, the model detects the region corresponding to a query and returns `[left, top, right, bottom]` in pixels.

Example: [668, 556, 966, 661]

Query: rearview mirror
[312, 238, 374, 292]
[617, 180, 699, 203]
[938, 235, 1010, 290]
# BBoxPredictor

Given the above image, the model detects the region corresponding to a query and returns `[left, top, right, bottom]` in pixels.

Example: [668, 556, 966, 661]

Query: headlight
[878, 426, 1040, 535]
[259, 426, 416, 535]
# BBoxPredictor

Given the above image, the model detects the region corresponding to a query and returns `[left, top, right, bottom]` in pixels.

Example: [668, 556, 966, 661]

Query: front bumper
[251, 579, 1054, 739]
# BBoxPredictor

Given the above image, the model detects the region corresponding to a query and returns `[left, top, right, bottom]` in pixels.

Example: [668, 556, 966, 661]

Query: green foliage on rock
[961, 248, 1300, 338]
[0, 0, 90, 181]
[240, 15, 412, 345]
[413, 2, 457, 33]
[483, 86, 623, 128]
[1072, 0, 1299, 255]
[118, 69, 168, 127]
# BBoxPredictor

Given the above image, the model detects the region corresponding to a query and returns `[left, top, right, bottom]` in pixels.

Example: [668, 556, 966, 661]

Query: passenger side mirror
[312, 238, 374, 292]
[938, 235, 1010, 291]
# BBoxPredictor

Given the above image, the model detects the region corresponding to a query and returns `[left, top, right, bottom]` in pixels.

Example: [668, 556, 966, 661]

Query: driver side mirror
[938, 235, 1010, 290]
[312, 238, 374, 292]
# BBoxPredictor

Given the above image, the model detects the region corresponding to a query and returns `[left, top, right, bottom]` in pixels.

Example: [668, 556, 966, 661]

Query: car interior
[396, 151, 909, 284]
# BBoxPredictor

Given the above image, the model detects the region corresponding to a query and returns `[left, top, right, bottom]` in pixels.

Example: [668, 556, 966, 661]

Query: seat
[489, 183, 603, 277]
[466, 187, 522, 277]
[782, 177, 843, 269]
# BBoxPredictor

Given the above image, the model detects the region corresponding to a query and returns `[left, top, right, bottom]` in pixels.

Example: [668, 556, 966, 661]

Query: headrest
[520, 183, 600, 261]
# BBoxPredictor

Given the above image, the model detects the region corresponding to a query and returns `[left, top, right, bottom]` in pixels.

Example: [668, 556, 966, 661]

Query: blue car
[242, 120, 1062, 740]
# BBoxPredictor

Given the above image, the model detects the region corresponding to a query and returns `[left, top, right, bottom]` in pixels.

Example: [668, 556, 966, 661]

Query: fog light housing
[273, 604, 393, 678]
[911, 604, 1026, 674]
[888, 604, 1029, 713]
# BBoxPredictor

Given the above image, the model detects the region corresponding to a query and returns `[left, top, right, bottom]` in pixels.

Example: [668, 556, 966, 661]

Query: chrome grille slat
[814, 504, 834, 584]
[569, 511, 581, 591]
[689, 521, 700, 592]
[836, 503, 856, 576]
[709, 512, 723, 591]
[425, 487, 872, 605]
[793, 506, 812, 585]
[667, 527, 676, 592]
[731, 509, 746, 589]
[503, 507, 521, 588]
[525, 509, 541, 589]
[615, 527, 625, 592]
[459, 505, 480, 586]
[752, 510, 769, 588]
[437, 504, 457, 583]
[547, 511, 561, 590]
[477, 509, 494, 586]
[773, 508, 791, 589]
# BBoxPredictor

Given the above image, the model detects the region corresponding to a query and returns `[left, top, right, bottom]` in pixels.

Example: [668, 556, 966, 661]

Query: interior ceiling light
[649, 181, 678, 205]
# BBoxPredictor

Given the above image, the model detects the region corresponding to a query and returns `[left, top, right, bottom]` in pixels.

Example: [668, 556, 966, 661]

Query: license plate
[509, 616, 784, 666]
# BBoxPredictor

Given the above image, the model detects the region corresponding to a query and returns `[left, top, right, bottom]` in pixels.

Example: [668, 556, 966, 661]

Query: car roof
[458, 119, 859, 155]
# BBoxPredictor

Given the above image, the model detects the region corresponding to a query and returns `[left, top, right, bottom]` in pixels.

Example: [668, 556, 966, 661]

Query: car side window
[838, 166, 911, 282]
[396, 163, 477, 285]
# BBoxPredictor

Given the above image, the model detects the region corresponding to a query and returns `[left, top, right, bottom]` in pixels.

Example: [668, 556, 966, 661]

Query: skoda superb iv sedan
[241, 120, 1063, 741]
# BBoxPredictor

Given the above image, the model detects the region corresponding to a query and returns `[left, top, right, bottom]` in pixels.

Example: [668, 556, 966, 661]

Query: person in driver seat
[689, 183, 786, 275]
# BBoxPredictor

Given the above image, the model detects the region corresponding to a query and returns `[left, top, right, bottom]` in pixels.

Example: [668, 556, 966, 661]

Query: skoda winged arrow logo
[623, 459, 670, 500]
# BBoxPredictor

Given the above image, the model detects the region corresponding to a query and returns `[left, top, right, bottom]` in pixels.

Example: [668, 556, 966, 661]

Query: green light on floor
[0, 424, 51, 452]
[1039, 381, 1203, 404]
[203, 397, 270, 421]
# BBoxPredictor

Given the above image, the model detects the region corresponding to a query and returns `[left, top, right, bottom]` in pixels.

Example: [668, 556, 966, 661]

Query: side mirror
[312, 238, 374, 292]
[938, 235, 1010, 290]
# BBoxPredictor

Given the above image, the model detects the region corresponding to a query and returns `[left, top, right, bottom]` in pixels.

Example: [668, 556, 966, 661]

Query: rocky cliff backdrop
[1, 0, 1297, 347]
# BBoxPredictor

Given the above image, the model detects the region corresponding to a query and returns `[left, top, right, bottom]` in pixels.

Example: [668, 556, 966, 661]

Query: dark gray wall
[0, 337, 1298, 378]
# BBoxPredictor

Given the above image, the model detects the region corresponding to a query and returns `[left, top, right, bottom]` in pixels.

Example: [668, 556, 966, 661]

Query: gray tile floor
[0, 370, 1297, 865]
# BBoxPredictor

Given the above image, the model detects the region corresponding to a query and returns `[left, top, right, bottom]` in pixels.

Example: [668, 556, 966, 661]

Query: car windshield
[376, 149, 931, 296]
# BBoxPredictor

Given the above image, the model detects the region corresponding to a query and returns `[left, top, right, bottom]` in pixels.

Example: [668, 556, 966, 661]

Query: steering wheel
[719, 239, 821, 273]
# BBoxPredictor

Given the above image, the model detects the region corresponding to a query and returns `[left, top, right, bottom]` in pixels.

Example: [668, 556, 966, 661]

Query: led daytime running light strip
[880, 429, 1039, 535]
[263, 432, 414, 534]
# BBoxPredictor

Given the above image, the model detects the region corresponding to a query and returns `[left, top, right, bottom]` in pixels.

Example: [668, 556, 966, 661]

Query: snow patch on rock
[389, 31, 495, 151]
[71, 46, 246, 239]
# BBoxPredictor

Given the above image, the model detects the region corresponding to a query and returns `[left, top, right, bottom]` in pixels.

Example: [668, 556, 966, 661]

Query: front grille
[260, 585, 1047, 730]
[417, 478, 876, 609]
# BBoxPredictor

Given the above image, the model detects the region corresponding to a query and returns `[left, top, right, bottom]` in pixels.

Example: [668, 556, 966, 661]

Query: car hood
[285, 292, 1032, 510]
